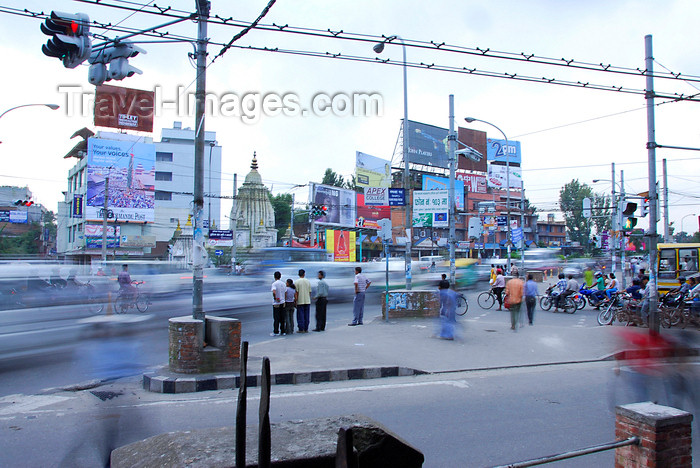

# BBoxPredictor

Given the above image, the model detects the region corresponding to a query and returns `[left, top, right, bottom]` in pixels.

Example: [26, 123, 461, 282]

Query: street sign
[512, 227, 523, 244]
[496, 216, 507, 227]
[388, 188, 406, 206]
[215, 249, 224, 256]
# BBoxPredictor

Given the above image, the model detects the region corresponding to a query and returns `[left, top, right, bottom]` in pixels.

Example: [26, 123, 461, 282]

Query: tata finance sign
[86, 138, 156, 222]
[94, 85, 155, 133]
[356, 194, 390, 230]
[412, 190, 449, 228]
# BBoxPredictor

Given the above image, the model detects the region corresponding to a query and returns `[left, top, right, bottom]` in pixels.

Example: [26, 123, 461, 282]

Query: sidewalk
[144, 304, 625, 393]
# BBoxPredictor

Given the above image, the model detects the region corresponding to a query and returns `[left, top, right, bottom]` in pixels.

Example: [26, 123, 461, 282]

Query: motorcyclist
[626, 278, 643, 300]
[590, 271, 607, 306]
[556, 274, 578, 311]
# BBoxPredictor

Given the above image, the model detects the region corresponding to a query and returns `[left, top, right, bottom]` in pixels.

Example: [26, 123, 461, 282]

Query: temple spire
[251, 152, 258, 170]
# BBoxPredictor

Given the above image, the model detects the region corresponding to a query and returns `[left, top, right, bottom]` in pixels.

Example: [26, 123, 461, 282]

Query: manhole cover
[90, 391, 123, 401]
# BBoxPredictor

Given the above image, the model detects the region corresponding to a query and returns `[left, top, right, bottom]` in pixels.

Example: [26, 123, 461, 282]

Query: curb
[143, 366, 427, 394]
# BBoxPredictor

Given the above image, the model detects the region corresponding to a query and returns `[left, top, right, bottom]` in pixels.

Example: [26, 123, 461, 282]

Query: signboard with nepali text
[412, 190, 449, 228]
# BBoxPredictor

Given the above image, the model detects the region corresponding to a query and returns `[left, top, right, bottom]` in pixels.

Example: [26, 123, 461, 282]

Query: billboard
[412, 190, 449, 228]
[388, 188, 405, 206]
[457, 127, 488, 172]
[356, 152, 391, 188]
[364, 187, 389, 206]
[72, 195, 84, 218]
[406, 120, 449, 168]
[84, 224, 121, 249]
[208, 229, 234, 247]
[312, 184, 356, 228]
[356, 194, 390, 230]
[9, 211, 28, 224]
[456, 171, 488, 194]
[487, 138, 522, 165]
[86, 138, 156, 222]
[325, 229, 356, 262]
[422, 175, 464, 210]
[94, 84, 155, 133]
[487, 164, 522, 189]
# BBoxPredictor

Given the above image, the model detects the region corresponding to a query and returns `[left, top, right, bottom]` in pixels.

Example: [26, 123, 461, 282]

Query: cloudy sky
[2, 0, 700, 234]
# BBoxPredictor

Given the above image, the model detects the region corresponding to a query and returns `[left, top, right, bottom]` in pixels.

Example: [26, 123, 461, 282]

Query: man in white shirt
[350, 266, 371, 326]
[270, 271, 286, 336]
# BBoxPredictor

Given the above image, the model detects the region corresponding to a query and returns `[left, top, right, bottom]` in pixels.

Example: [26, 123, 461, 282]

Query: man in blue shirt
[524, 273, 538, 325]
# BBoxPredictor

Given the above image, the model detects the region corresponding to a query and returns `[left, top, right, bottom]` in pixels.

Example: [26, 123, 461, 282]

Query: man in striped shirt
[349, 266, 371, 326]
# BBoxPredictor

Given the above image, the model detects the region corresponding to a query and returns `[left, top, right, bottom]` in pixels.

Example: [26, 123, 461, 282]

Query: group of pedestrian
[502, 271, 538, 330]
[270, 269, 328, 335]
[269, 266, 371, 335]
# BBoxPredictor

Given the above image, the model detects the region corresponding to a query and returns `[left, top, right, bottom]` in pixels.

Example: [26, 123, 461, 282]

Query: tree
[559, 180, 595, 250]
[321, 168, 346, 188]
[591, 194, 612, 234]
[268, 193, 293, 241]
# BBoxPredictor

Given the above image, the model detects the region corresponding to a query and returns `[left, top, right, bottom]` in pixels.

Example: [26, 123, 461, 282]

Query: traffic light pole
[620, 170, 627, 289]
[192, 0, 210, 321]
[101, 176, 109, 262]
[611, 163, 617, 276]
[645, 34, 660, 333]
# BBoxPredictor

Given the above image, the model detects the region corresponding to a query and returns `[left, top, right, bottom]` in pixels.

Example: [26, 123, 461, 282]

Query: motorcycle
[579, 283, 606, 309]
[539, 284, 576, 314]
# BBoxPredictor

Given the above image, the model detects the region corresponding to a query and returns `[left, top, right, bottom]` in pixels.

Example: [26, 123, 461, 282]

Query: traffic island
[382, 289, 439, 319]
[110, 414, 424, 467]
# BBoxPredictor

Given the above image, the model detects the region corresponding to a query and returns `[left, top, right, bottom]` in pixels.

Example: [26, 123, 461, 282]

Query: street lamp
[465, 117, 512, 272]
[0, 103, 59, 120]
[375, 35, 412, 289]
[681, 214, 696, 235]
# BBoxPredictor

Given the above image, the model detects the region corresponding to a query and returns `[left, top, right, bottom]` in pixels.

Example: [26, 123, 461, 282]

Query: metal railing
[492, 436, 640, 468]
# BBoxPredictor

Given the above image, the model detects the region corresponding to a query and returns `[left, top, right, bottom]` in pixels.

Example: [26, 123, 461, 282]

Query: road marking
[0, 394, 73, 416]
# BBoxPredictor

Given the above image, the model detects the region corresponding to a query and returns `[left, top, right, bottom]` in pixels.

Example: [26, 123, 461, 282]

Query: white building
[57, 122, 222, 264]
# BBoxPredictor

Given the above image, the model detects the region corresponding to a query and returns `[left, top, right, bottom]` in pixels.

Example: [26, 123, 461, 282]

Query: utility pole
[611, 163, 617, 277]
[520, 180, 525, 272]
[310, 182, 316, 247]
[290, 192, 295, 246]
[231, 173, 238, 267]
[662, 159, 670, 242]
[448, 95, 456, 286]
[192, 0, 210, 321]
[101, 176, 109, 262]
[620, 170, 627, 289]
[645, 34, 660, 333]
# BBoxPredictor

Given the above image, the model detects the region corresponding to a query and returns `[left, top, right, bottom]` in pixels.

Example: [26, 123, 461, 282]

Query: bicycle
[477, 289, 498, 309]
[456, 292, 469, 316]
[116, 281, 150, 313]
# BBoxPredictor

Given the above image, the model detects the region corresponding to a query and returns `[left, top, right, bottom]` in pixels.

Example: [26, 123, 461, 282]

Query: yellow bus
[657, 243, 700, 293]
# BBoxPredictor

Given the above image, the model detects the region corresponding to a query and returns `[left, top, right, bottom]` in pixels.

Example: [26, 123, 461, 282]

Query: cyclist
[118, 264, 137, 301]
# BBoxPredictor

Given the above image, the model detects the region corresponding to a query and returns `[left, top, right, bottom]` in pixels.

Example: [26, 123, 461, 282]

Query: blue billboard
[406, 120, 449, 169]
[422, 175, 464, 210]
[486, 138, 521, 165]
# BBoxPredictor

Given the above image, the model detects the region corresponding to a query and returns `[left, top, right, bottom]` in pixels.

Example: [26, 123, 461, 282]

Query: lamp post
[0, 103, 59, 120]
[681, 214, 696, 236]
[465, 117, 511, 272]
[374, 35, 411, 289]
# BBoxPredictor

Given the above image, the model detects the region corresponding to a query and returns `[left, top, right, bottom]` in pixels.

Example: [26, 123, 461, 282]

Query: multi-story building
[536, 213, 567, 247]
[57, 122, 222, 264]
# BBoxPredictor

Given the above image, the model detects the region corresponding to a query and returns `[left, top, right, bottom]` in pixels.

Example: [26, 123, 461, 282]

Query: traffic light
[88, 41, 146, 85]
[13, 199, 34, 206]
[41, 11, 92, 69]
[639, 198, 650, 217]
[621, 201, 637, 231]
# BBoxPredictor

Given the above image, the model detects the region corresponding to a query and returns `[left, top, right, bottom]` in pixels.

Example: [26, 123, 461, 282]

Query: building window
[156, 152, 173, 162]
[170, 217, 179, 224]
[155, 191, 172, 201]
[155, 171, 173, 181]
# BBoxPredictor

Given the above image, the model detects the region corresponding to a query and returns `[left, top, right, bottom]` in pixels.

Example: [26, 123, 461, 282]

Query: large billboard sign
[422, 174, 464, 210]
[84, 224, 121, 249]
[406, 120, 449, 168]
[94, 85, 155, 133]
[356, 152, 391, 188]
[457, 127, 488, 172]
[487, 138, 522, 165]
[456, 171, 488, 194]
[312, 184, 356, 228]
[325, 229, 356, 262]
[487, 164, 522, 189]
[412, 190, 449, 228]
[86, 138, 156, 222]
[356, 194, 390, 230]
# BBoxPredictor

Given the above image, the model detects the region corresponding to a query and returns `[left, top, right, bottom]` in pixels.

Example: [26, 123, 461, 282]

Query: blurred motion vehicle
[523, 248, 560, 270]
[657, 243, 700, 293]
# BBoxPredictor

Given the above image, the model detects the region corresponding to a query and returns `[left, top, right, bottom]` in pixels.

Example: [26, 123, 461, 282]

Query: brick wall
[382, 290, 440, 319]
[169, 316, 241, 374]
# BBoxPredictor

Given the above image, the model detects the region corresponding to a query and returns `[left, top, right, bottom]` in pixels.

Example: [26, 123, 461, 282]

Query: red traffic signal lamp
[13, 199, 34, 206]
[40, 11, 92, 69]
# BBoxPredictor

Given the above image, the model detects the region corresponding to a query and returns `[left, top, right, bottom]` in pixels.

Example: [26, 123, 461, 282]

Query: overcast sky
[2, 0, 700, 234]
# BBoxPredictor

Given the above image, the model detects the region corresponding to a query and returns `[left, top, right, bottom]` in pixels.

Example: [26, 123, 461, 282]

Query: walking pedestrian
[437, 280, 457, 340]
[349, 266, 371, 326]
[505, 271, 524, 330]
[295, 269, 311, 332]
[313, 270, 329, 331]
[524, 273, 538, 325]
[284, 279, 296, 334]
[270, 271, 286, 336]
[492, 269, 506, 311]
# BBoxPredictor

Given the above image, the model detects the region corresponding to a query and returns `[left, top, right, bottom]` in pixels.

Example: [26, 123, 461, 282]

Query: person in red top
[504, 272, 524, 330]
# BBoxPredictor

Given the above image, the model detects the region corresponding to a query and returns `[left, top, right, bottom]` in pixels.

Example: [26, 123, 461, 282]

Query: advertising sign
[121, 235, 156, 248]
[325, 229, 356, 262]
[487, 138, 522, 165]
[356, 152, 392, 188]
[208, 229, 234, 247]
[412, 190, 449, 228]
[94, 84, 155, 133]
[457, 127, 488, 172]
[0, 211, 9, 222]
[356, 194, 390, 230]
[72, 194, 84, 218]
[487, 164, 522, 189]
[363, 187, 389, 206]
[456, 171, 488, 194]
[388, 188, 405, 206]
[312, 184, 356, 228]
[406, 120, 449, 168]
[86, 138, 156, 222]
[496, 216, 507, 227]
[512, 227, 524, 244]
[84, 224, 121, 249]
[422, 175, 464, 210]
[9, 211, 28, 224]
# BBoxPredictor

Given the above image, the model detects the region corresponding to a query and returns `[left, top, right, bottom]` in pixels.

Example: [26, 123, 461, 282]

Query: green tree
[268, 193, 293, 241]
[592, 194, 612, 234]
[559, 179, 594, 250]
[321, 168, 346, 188]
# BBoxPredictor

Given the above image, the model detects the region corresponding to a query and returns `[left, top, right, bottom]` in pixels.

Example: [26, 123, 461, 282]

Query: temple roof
[244, 152, 263, 185]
